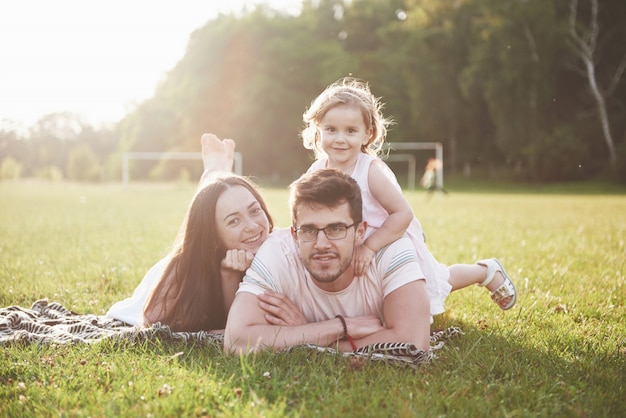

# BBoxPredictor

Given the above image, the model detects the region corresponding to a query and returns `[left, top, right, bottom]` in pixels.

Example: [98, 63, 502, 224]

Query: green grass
[1, 180, 625, 417]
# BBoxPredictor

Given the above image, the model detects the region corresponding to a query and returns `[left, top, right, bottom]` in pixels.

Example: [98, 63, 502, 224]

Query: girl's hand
[257, 291, 308, 326]
[354, 244, 375, 276]
[221, 249, 254, 273]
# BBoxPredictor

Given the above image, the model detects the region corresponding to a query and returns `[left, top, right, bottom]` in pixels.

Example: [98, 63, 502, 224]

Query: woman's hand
[221, 249, 255, 273]
[257, 291, 308, 326]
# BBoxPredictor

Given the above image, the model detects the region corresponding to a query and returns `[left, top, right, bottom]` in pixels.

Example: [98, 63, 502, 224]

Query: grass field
[1, 180, 625, 417]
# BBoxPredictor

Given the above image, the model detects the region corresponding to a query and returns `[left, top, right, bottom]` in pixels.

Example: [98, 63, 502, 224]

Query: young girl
[301, 77, 516, 313]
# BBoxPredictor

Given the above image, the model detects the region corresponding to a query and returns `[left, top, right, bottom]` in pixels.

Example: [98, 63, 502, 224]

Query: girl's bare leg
[448, 263, 514, 308]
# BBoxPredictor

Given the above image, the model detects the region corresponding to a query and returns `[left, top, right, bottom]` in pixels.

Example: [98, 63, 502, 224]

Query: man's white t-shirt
[237, 229, 428, 322]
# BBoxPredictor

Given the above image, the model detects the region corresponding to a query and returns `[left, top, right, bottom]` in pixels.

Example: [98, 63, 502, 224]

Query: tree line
[2, 0, 625, 184]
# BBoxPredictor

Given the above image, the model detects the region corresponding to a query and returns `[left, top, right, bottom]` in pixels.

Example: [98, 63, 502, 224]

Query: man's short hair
[289, 168, 363, 225]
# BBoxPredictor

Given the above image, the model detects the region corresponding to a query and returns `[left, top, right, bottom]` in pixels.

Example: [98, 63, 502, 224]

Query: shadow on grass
[2, 317, 623, 416]
[429, 315, 626, 416]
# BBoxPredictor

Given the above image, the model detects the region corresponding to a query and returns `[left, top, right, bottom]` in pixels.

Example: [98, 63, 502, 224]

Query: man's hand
[344, 315, 384, 340]
[257, 291, 308, 326]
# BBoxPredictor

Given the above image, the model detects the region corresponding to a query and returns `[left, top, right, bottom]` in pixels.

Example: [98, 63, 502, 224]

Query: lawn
[1, 180, 625, 417]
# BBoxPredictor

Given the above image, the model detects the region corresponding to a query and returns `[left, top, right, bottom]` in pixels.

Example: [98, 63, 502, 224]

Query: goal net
[384, 142, 443, 190]
[122, 152, 242, 186]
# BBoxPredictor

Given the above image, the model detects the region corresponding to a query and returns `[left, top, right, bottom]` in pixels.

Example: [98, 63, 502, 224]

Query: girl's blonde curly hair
[301, 77, 392, 159]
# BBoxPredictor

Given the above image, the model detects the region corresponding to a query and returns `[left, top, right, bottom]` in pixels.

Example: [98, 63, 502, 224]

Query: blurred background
[1, 0, 625, 185]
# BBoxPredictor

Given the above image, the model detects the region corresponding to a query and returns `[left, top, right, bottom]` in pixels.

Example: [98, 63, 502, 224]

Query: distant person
[300, 77, 513, 312]
[420, 157, 448, 195]
[224, 168, 517, 354]
[107, 134, 304, 332]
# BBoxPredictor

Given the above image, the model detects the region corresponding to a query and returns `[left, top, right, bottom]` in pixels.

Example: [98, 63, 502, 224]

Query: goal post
[384, 154, 417, 189]
[384, 142, 443, 190]
[122, 152, 242, 186]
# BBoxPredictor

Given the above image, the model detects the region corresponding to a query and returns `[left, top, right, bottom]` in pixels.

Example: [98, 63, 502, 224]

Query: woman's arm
[142, 270, 175, 327]
[220, 249, 254, 314]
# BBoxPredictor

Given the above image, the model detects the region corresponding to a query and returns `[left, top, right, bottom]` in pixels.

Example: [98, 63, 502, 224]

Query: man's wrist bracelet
[335, 315, 357, 351]
[335, 314, 348, 339]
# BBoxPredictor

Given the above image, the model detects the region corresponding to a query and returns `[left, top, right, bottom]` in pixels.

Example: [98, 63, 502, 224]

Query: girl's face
[215, 185, 271, 254]
[318, 104, 372, 169]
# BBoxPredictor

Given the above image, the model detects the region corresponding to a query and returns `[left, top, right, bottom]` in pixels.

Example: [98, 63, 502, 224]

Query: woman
[107, 134, 303, 331]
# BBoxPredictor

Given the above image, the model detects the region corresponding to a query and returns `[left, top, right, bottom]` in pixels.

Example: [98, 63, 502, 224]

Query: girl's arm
[354, 160, 414, 275]
[366, 159, 414, 250]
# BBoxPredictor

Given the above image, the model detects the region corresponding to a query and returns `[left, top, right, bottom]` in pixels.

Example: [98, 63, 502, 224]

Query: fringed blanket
[0, 299, 462, 369]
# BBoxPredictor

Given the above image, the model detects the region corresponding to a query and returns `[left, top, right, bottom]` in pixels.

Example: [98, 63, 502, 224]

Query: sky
[0, 0, 302, 130]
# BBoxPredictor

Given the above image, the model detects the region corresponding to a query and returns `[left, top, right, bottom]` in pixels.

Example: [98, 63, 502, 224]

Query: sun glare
[0, 0, 302, 129]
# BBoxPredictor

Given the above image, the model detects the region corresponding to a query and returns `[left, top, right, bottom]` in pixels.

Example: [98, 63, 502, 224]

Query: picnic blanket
[0, 299, 463, 369]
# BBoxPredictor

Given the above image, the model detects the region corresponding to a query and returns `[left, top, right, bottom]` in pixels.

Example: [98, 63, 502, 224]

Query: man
[224, 168, 433, 354]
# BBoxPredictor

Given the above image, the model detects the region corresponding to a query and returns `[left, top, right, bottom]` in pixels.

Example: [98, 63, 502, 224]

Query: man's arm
[340, 280, 431, 351]
[224, 292, 383, 354]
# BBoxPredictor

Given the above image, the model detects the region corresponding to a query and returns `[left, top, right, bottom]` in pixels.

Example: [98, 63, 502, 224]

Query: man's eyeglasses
[294, 223, 356, 242]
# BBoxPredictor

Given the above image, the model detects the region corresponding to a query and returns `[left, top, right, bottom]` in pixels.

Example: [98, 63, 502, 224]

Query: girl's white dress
[308, 153, 452, 316]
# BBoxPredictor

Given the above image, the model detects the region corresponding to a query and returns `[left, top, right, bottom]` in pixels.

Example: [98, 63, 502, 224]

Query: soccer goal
[384, 142, 443, 190]
[122, 152, 242, 186]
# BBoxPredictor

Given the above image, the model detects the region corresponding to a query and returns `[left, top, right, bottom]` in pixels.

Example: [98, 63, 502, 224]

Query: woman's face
[214, 185, 271, 254]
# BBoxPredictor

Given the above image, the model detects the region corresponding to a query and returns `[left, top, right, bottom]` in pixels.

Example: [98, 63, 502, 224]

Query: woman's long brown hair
[144, 174, 274, 331]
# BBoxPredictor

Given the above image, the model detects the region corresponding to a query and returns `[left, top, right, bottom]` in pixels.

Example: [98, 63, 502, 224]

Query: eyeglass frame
[293, 222, 357, 242]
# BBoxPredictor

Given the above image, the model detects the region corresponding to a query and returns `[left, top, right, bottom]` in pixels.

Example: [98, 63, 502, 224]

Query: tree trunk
[584, 58, 617, 162]
[569, 0, 617, 163]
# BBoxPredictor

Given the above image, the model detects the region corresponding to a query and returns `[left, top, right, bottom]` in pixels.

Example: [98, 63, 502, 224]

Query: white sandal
[477, 258, 517, 310]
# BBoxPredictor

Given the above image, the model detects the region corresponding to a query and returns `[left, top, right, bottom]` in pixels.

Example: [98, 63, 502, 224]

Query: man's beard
[305, 252, 352, 284]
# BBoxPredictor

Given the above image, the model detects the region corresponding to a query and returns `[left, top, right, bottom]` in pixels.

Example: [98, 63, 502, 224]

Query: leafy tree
[125, 4, 357, 180]
[6, 0, 617, 183]
[0, 156, 23, 180]
[24, 112, 92, 177]
[66, 143, 102, 182]
[34, 165, 64, 181]
[380, 0, 478, 172]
